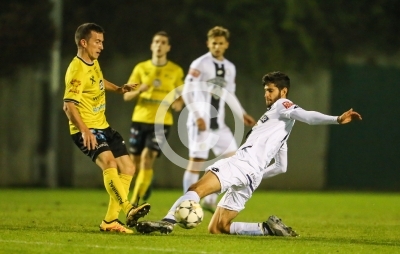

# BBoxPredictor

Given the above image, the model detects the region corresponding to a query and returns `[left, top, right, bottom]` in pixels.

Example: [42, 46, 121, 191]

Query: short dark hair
[75, 23, 105, 48]
[153, 31, 170, 44]
[262, 71, 291, 96]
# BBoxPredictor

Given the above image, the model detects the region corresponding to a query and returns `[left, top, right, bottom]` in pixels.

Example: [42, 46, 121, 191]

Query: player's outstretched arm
[123, 84, 149, 101]
[119, 83, 138, 93]
[337, 108, 362, 124]
[104, 79, 138, 94]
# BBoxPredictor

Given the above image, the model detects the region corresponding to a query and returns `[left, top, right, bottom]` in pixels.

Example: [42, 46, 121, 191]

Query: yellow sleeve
[64, 67, 84, 103]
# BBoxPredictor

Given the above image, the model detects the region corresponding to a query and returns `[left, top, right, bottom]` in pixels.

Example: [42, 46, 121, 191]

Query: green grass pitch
[0, 189, 399, 253]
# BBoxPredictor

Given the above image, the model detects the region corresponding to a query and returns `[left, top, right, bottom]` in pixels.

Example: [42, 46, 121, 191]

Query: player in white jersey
[181, 26, 256, 213]
[136, 71, 362, 236]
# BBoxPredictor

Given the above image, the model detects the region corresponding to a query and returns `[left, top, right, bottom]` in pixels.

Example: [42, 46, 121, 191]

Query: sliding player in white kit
[136, 71, 362, 236]
[181, 26, 255, 213]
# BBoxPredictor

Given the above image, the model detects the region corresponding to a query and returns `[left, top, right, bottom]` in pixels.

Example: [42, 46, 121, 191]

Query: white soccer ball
[174, 200, 204, 229]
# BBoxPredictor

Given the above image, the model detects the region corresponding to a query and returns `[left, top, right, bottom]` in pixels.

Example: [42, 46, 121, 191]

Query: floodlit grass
[0, 189, 399, 253]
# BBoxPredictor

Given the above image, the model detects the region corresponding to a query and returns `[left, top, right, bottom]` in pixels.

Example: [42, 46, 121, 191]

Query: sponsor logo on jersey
[92, 103, 105, 113]
[189, 68, 201, 77]
[282, 101, 294, 109]
[211, 167, 219, 173]
[207, 77, 226, 99]
[68, 79, 81, 94]
[259, 114, 269, 123]
[207, 77, 226, 88]
[211, 85, 223, 99]
[70, 79, 81, 85]
[153, 78, 161, 87]
[92, 90, 105, 101]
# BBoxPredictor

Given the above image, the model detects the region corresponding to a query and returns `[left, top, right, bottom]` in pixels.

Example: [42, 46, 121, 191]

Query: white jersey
[235, 98, 339, 174]
[182, 52, 243, 129]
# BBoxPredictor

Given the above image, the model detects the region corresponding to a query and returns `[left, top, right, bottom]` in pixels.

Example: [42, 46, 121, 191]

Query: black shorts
[71, 127, 129, 162]
[128, 122, 171, 157]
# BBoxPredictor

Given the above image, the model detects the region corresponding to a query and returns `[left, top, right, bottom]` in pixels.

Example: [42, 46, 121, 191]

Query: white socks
[183, 171, 217, 206]
[183, 171, 199, 193]
[229, 222, 265, 236]
[164, 191, 201, 221]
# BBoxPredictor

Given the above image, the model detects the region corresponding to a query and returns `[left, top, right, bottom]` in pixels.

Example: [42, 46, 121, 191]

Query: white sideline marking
[0, 239, 218, 254]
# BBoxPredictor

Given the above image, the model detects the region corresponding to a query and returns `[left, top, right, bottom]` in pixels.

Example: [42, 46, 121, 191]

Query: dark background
[1, 0, 399, 190]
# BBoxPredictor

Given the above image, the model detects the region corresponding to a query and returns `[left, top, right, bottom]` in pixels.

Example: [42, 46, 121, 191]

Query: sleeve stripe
[63, 99, 79, 104]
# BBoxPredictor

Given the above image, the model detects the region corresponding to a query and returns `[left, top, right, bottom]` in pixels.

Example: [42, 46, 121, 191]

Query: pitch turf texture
[0, 189, 399, 254]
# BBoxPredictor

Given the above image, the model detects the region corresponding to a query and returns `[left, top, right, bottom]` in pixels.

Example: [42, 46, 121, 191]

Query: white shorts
[206, 156, 263, 212]
[187, 125, 238, 159]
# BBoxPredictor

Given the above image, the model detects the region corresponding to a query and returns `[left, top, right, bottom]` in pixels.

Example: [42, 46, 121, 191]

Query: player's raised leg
[202, 134, 237, 214]
[183, 158, 204, 193]
[184, 158, 218, 213]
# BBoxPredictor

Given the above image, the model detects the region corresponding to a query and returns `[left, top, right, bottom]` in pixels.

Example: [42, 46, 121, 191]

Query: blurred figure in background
[123, 31, 184, 205]
[181, 26, 255, 213]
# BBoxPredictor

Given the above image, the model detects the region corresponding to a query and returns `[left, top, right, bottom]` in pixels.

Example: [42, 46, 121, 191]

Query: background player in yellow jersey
[63, 23, 150, 233]
[123, 31, 184, 204]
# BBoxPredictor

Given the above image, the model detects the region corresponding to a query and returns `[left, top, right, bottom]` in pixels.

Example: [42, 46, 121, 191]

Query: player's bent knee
[187, 181, 202, 192]
[122, 164, 135, 175]
[187, 185, 208, 198]
[97, 157, 118, 169]
[208, 223, 220, 234]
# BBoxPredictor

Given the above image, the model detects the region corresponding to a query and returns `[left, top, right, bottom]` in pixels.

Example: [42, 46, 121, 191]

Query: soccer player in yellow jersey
[123, 31, 184, 204]
[63, 23, 151, 233]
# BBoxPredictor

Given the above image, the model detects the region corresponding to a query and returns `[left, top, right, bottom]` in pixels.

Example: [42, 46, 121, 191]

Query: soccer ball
[174, 200, 204, 229]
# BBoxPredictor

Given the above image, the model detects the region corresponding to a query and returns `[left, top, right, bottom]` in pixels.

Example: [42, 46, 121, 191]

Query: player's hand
[138, 84, 150, 93]
[243, 114, 256, 126]
[123, 84, 150, 101]
[171, 97, 184, 112]
[337, 108, 362, 124]
[196, 118, 206, 131]
[120, 83, 138, 93]
[81, 129, 97, 150]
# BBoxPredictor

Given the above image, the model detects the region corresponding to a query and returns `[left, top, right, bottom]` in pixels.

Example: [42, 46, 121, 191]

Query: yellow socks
[103, 168, 132, 216]
[120, 173, 134, 195]
[104, 173, 133, 222]
[130, 169, 153, 204]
